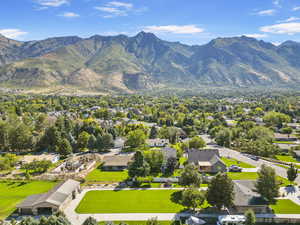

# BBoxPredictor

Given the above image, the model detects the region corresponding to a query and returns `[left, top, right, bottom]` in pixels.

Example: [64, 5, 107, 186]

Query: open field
[0, 180, 57, 219]
[76, 190, 187, 213]
[270, 199, 300, 214]
[86, 169, 128, 182]
[227, 172, 258, 180]
[221, 157, 255, 168]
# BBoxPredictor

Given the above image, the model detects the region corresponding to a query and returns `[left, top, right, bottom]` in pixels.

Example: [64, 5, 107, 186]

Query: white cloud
[243, 33, 268, 38]
[278, 17, 300, 23]
[94, 1, 145, 18]
[144, 25, 204, 34]
[260, 22, 300, 35]
[0, 29, 28, 39]
[60, 12, 79, 18]
[108, 1, 133, 9]
[292, 6, 300, 11]
[35, 0, 69, 7]
[255, 9, 276, 16]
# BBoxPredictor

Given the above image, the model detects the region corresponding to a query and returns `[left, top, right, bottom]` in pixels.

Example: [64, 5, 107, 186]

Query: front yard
[270, 199, 300, 214]
[0, 180, 57, 219]
[221, 157, 255, 168]
[76, 190, 186, 213]
[275, 155, 299, 164]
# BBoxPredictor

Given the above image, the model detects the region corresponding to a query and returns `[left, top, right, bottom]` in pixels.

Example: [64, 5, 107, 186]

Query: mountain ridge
[1, 32, 300, 94]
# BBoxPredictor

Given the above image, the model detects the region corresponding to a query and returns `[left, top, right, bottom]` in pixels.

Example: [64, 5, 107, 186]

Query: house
[147, 138, 169, 147]
[17, 179, 80, 215]
[160, 147, 177, 161]
[274, 133, 298, 142]
[294, 150, 300, 159]
[187, 149, 226, 173]
[101, 154, 133, 171]
[286, 123, 300, 130]
[230, 180, 269, 213]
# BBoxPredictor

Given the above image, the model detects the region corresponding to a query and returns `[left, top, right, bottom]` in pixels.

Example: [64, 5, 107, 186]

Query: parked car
[228, 165, 242, 172]
[248, 155, 259, 161]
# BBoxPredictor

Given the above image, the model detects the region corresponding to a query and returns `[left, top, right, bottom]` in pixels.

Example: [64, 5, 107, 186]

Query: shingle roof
[188, 149, 222, 165]
[17, 179, 80, 208]
[102, 154, 133, 167]
[233, 180, 268, 206]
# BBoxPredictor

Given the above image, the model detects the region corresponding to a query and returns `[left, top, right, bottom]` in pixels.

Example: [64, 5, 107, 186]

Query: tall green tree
[188, 136, 206, 149]
[82, 217, 98, 225]
[287, 164, 298, 184]
[179, 164, 202, 187]
[206, 173, 234, 210]
[180, 187, 205, 210]
[255, 165, 279, 204]
[128, 151, 150, 178]
[125, 129, 146, 149]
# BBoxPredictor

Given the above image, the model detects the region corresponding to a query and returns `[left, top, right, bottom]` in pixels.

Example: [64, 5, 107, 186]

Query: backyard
[76, 190, 188, 213]
[0, 180, 57, 219]
[86, 169, 128, 182]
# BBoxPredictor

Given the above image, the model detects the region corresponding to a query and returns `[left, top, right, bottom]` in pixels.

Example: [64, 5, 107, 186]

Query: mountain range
[1, 32, 300, 94]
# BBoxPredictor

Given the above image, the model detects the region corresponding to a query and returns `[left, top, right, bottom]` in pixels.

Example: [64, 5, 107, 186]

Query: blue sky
[2, 0, 300, 45]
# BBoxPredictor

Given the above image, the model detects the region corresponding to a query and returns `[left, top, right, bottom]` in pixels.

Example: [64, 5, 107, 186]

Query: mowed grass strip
[275, 155, 299, 164]
[0, 180, 57, 219]
[221, 157, 255, 168]
[76, 190, 184, 213]
[86, 169, 128, 182]
[270, 199, 300, 214]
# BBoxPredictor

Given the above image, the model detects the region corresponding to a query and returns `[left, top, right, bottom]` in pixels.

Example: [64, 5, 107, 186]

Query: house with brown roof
[187, 149, 226, 173]
[17, 179, 80, 215]
[101, 154, 133, 171]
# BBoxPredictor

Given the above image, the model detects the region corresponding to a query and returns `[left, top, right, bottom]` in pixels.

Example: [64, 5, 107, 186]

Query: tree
[77, 131, 90, 150]
[281, 127, 293, 138]
[248, 126, 274, 142]
[263, 112, 291, 128]
[180, 187, 205, 210]
[128, 151, 150, 178]
[188, 136, 206, 149]
[125, 129, 146, 149]
[146, 217, 161, 225]
[287, 164, 298, 184]
[179, 164, 202, 187]
[255, 165, 279, 204]
[9, 123, 33, 151]
[82, 217, 98, 225]
[88, 134, 97, 150]
[215, 128, 232, 148]
[164, 157, 178, 176]
[59, 138, 73, 157]
[101, 133, 114, 150]
[145, 150, 164, 175]
[0, 121, 10, 150]
[149, 126, 158, 139]
[206, 173, 234, 210]
[245, 209, 256, 225]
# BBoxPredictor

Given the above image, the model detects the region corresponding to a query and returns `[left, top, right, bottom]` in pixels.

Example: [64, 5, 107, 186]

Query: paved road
[200, 135, 300, 184]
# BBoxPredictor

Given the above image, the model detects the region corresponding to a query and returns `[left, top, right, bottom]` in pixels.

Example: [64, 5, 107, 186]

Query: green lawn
[221, 157, 255, 168]
[86, 169, 128, 182]
[76, 190, 185, 213]
[227, 172, 258, 180]
[275, 155, 299, 163]
[0, 180, 57, 219]
[270, 199, 300, 214]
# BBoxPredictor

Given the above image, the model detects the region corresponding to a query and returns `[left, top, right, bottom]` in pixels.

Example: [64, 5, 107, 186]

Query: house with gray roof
[101, 154, 133, 171]
[230, 180, 269, 213]
[17, 179, 80, 215]
[187, 149, 226, 173]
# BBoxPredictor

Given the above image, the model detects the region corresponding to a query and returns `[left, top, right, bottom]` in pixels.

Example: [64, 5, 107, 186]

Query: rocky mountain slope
[1, 32, 300, 93]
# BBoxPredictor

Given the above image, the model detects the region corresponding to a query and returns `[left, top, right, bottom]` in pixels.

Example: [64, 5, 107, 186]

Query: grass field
[86, 169, 128, 182]
[271, 199, 300, 214]
[227, 172, 258, 180]
[275, 155, 299, 163]
[0, 180, 57, 219]
[76, 190, 186, 213]
[221, 157, 255, 168]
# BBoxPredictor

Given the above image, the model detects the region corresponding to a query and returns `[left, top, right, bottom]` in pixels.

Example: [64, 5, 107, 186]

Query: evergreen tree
[287, 164, 298, 184]
[245, 209, 256, 225]
[82, 217, 98, 225]
[128, 151, 150, 178]
[179, 164, 202, 187]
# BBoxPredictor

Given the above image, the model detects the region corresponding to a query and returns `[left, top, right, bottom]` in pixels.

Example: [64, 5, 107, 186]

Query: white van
[217, 215, 246, 225]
